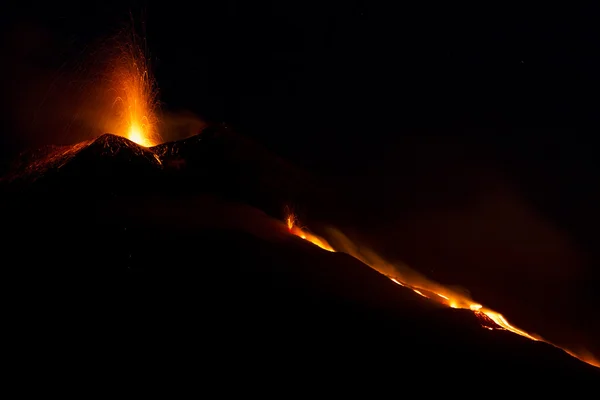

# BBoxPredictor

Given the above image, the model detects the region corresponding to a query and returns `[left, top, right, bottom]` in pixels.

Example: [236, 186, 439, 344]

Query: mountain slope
[1, 128, 598, 385]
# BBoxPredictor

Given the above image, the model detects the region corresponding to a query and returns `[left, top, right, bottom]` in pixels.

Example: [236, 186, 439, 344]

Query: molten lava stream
[284, 213, 600, 369]
[286, 214, 334, 252]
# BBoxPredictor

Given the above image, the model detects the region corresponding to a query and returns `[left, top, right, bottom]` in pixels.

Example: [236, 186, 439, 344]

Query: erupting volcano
[1, 126, 598, 385]
[5, 3, 600, 390]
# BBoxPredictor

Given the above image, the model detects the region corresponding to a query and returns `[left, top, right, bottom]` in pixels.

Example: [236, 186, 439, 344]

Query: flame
[284, 212, 600, 369]
[108, 32, 161, 147]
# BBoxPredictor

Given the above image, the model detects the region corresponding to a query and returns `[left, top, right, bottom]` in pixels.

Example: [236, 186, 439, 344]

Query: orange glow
[385, 265, 600, 368]
[384, 262, 548, 342]
[285, 212, 334, 252]
[284, 212, 600, 369]
[109, 33, 161, 147]
[290, 226, 335, 252]
[286, 214, 296, 231]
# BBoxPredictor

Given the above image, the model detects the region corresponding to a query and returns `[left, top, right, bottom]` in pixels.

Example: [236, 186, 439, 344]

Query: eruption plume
[284, 212, 600, 369]
[106, 27, 161, 147]
[30, 20, 165, 147]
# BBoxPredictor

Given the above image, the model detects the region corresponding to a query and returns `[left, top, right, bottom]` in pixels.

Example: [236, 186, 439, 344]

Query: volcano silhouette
[1, 125, 598, 388]
[1, 133, 160, 192]
[2, 127, 310, 216]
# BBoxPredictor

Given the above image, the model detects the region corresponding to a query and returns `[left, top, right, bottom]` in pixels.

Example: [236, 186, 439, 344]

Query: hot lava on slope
[285, 212, 600, 369]
[286, 213, 334, 252]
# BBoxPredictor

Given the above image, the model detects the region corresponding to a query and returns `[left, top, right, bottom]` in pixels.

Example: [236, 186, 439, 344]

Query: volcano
[2, 126, 598, 387]
[1, 133, 161, 192]
[1, 127, 310, 215]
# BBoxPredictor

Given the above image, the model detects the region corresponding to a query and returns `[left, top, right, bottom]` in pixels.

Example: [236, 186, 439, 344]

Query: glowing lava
[286, 212, 334, 252]
[109, 32, 161, 147]
[385, 278, 541, 342]
[127, 120, 153, 148]
[284, 212, 600, 369]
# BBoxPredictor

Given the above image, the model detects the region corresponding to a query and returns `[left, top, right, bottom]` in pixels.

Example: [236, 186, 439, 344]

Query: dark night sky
[4, 3, 600, 159]
[2, 2, 600, 356]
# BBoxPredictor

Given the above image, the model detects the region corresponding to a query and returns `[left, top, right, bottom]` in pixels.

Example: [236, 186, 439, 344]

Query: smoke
[159, 110, 207, 143]
[322, 225, 600, 367]
[323, 226, 474, 302]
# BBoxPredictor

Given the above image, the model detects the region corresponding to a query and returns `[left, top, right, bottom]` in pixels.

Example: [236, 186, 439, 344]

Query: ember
[107, 30, 161, 147]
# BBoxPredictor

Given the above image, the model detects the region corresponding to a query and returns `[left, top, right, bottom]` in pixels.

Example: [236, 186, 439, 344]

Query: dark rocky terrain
[1, 126, 598, 388]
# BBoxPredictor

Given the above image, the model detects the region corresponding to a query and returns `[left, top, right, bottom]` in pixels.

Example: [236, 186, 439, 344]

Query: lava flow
[285, 212, 600, 369]
[108, 31, 161, 147]
[286, 213, 334, 252]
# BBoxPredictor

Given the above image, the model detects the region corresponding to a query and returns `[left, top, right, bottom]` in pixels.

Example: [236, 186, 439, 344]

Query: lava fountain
[107, 30, 161, 147]
[285, 212, 600, 369]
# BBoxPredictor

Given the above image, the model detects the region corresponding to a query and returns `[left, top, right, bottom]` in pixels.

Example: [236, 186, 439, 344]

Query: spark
[106, 28, 161, 147]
